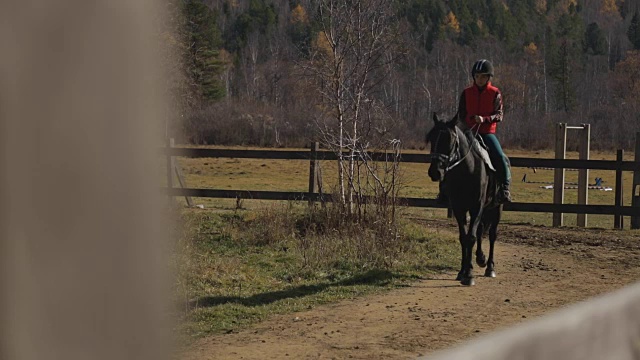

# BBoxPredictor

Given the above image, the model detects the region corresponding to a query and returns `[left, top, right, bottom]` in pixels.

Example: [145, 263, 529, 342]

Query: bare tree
[301, 0, 404, 213]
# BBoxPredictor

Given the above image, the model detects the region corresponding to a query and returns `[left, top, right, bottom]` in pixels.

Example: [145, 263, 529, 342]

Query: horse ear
[432, 112, 440, 123]
[445, 113, 458, 127]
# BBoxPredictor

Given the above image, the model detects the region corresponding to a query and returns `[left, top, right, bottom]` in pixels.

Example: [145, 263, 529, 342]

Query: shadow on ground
[186, 269, 419, 309]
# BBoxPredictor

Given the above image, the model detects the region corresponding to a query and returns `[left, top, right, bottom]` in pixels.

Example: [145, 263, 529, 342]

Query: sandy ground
[179, 220, 640, 360]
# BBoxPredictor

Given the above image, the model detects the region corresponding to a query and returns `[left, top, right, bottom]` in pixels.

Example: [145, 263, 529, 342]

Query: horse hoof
[456, 272, 464, 281]
[484, 270, 496, 278]
[476, 256, 487, 268]
[460, 277, 475, 286]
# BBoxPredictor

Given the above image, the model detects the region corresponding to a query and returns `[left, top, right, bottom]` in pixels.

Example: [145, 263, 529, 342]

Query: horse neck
[451, 126, 479, 175]
[454, 127, 470, 154]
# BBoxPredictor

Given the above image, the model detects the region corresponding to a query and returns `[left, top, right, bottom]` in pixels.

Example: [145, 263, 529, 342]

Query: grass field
[168, 145, 639, 343]
[169, 146, 637, 229]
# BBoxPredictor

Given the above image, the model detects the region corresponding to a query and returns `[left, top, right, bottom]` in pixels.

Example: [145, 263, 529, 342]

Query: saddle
[465, 131, 495, 172]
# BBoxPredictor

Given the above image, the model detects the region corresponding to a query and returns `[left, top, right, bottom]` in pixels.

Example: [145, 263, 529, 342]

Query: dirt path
[180, 222, 640, 360]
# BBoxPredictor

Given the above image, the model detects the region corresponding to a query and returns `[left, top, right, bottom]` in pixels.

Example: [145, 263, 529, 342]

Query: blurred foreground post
[0, 1, 171, 359]
[424, 281, 640, 360]
[632, 133, 640, 229]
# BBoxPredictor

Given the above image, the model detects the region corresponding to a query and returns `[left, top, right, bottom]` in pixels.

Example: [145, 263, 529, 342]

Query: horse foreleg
[475, 221, 487, 268]
[461, 234, 477, 286]
[457, 235, 465, 281]
[461, 208, 483, 286]
[454, 210, 468, 281]
[485, 222, 498, 278]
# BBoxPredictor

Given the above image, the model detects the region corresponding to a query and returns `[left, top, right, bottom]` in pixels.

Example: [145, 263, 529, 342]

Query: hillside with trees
[164, 0, 640, 150]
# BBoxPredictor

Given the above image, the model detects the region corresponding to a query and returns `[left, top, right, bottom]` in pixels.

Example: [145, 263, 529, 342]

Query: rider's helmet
[471, 59, 494, 77]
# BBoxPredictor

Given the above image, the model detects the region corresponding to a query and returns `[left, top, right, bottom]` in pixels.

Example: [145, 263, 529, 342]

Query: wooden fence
[163, 140, 640, 229]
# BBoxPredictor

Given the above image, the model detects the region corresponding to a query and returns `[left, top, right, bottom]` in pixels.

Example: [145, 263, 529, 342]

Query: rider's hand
[473, 115, 483, 124]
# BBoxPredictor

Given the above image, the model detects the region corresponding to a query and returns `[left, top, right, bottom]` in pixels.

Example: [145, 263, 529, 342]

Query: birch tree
[303, 0, 403, 214]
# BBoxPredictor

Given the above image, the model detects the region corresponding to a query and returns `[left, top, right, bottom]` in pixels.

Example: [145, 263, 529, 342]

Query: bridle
[430, 124, 478, 173]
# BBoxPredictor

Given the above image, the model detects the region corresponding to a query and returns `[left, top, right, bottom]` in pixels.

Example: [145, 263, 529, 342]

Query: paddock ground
[179, 219, 640, 360]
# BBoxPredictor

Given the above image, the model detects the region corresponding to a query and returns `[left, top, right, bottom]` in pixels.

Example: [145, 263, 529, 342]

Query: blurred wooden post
[167, 138, 175, 205]
[632, 133, 640, 229]
[553, 123, 567, 227]
[614, 149, 624, 229]
[577, 124, 590, 227]
[174, 160, 194, 207]
[308, 142, 319, 206]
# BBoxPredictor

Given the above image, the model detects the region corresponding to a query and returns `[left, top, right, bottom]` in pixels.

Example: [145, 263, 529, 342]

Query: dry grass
[171, 204, 459, 340]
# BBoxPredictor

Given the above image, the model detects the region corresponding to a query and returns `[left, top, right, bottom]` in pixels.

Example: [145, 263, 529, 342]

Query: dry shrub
[221, 196, 405, 271]
[180, 99, 312, 147]
[295, 197, 405, 270]
[236, 203, 299, 247]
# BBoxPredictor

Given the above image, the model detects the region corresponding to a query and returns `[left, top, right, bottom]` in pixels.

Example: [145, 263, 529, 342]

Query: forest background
[160, 0, 640, 151]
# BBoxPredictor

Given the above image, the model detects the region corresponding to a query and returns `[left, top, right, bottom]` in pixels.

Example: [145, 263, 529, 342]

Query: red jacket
[460, 82, 503, 135]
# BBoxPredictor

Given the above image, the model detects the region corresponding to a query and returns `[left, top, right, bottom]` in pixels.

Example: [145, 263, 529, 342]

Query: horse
[425, 113, 502, 286]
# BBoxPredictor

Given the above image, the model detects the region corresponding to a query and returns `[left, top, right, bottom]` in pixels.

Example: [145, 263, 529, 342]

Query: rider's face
[474, 73, 490, 87]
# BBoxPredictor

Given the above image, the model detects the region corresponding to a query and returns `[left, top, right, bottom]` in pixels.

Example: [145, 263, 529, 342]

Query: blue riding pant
[480, 134, 511, 187]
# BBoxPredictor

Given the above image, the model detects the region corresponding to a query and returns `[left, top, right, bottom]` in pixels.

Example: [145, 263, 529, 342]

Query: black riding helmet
[471, 59, 494, 77]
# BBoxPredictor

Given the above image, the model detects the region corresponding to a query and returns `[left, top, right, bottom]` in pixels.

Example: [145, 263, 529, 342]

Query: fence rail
[162, 147, 640, 171]
[164, 142, 640, 225]
[166, 188, 640, 217]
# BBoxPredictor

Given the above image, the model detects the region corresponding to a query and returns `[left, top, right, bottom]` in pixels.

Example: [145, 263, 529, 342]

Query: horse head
[426, 112, 458, 182]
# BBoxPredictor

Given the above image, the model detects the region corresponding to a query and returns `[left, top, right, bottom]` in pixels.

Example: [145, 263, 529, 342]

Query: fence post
[632, 133, 640, 229]
[614, 149, 624, 229]
[166, 138, 175, 205]
[174, 159, 194, 207]
[308, 142, 319, 206]
[553, 123, 567, 227]
[577, 124, 590, 227]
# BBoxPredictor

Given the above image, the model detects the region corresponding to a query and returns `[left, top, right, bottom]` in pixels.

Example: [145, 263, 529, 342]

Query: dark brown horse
[425, 113, 502, 286]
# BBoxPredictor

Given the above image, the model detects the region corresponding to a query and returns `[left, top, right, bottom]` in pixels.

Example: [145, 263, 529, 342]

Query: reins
[432, 124, 480, 174]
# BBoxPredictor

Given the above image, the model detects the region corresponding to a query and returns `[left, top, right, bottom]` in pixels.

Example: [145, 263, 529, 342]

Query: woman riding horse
[437, 59, 512, 205]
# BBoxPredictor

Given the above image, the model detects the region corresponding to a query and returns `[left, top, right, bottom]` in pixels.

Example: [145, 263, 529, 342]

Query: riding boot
[498, 184, 512, 204]
[436, 179, 449, 205]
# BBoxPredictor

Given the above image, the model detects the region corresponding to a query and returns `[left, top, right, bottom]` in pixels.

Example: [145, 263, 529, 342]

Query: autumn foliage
[167, 0, 640, 151]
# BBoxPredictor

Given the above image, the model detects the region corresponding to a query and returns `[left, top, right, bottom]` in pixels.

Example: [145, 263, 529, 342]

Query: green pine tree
[230, 0, 278, 51]
[547, 11, 583, 112]
[486, 0, 518, 48]
[401, 0, 445, 52]
[628, 11, 640, 50]
[585, 22, 607, 55]
[184, 0, 226, 103]
[549, 39, 576, 112]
